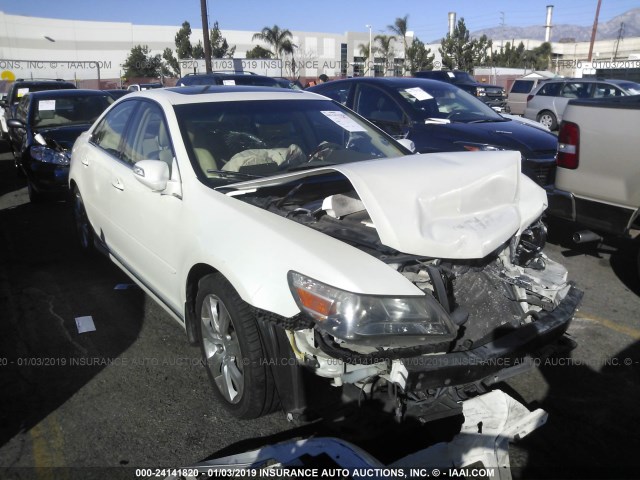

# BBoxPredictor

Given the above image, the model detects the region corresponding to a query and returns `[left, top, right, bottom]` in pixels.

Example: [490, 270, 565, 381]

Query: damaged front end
[224, 152, 583, 422]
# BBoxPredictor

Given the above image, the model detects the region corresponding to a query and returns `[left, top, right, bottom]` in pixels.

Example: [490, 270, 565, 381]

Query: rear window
[226, 77, 279, 87]
[510, 80, 535, 94]
[10, 83, 75, 103]
[182, 76, 220, 86]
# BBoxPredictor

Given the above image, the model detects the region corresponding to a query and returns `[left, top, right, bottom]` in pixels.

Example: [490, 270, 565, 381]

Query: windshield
[395, 83, 505, 123]
[174, 99, 407, 186]
[30, 95, 114, 128]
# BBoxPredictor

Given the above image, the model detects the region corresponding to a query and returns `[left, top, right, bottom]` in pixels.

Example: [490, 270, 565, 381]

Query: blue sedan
[309, 77, 558, 188]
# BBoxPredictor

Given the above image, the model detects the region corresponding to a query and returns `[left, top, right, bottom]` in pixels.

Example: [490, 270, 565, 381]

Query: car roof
[12, 79, 74, 85]
[181, 72, 257, 77]
[311, 76, 454, 89]
[24, 89, 113, 99]
[177, 73, 277, 83]
[542, 78, 635, 84]
[128, 85, 322, 105]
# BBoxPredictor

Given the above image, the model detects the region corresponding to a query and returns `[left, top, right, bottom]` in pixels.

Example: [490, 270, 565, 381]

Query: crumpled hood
[222, 151, 548, 259]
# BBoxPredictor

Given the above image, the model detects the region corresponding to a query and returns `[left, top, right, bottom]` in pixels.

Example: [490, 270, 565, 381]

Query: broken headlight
[512, 220, 547, 269]
[288, 271, 456, 347]
[30, 146, 70, 165]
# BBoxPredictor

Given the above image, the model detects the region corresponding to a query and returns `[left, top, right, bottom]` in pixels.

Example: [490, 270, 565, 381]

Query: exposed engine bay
[226, 172, 578, 421]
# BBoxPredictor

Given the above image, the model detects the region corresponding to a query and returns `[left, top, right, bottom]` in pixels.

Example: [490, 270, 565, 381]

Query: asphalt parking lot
[0, 143, 639, 480]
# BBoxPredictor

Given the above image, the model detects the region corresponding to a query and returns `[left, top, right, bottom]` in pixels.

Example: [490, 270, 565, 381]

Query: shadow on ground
[0, 154, 146, 449]
[546, 216, 640, 296]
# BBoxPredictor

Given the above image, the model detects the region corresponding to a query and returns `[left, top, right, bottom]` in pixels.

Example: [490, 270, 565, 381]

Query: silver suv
[524, 78, 640, 130]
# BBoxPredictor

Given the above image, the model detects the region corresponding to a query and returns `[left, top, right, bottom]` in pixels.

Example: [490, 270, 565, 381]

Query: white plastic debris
[165, 390, 547, 480]
[75, 316, 96, 333]
[391, 390, 548, 479]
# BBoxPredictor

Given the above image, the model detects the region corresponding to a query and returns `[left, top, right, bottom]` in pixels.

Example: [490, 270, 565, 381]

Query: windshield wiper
[468, 118, 504, 124]
[206, 170, 261, 179]
[286, 161, 336, 172]
[424, 118, 451, 125]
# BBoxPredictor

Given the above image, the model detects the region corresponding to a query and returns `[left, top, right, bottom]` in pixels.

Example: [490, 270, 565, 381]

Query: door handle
[111, 178, 124, 191]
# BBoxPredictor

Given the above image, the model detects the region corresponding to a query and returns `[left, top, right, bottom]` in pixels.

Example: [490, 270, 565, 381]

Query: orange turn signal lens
[295, 287, 333, 320]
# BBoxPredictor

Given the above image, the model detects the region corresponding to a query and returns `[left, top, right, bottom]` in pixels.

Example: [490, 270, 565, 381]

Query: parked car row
[1, 78, 76, 140]
[7, 89, 114, 201]
[1, 74, 303, 199]
[514, 77, 640, 130]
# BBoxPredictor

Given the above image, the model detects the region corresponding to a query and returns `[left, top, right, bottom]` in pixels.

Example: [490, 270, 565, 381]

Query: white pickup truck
[546, 95, 640, 272]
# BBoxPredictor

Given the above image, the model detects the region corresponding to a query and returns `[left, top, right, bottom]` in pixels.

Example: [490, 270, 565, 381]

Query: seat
[188, 126, 219, 175]
[143, 119, 174, 175]
[254, 114, 302, 148]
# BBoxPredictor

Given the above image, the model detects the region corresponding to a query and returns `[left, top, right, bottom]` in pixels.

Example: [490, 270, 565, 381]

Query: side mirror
[7, 118, 24, 129]
[133, 160, 169, 191]
[396, 138, 416, 153]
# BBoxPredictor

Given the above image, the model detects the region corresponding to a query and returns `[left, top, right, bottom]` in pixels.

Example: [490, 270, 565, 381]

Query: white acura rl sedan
[69, 86, 582, 421]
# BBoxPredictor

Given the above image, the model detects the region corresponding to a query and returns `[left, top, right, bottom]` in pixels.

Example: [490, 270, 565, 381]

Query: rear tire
[196, 273, 277, 419]
[537, 110, 558, 130]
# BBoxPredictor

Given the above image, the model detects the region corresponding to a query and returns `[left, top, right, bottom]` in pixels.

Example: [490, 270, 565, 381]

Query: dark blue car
[308, 77, 558, 188]
[7, 89, 114, 201]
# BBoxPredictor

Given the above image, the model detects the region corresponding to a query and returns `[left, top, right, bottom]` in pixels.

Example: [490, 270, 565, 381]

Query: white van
[507, 78, 546, 115]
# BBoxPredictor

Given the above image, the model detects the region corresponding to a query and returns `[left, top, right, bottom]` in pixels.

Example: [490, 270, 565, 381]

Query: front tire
[196, 273, 277, 419]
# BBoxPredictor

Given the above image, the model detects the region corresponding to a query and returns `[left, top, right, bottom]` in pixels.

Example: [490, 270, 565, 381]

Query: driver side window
[92, 101, 137, 158]
[354, 84, 404, 124]
[121, 102, 174, 175]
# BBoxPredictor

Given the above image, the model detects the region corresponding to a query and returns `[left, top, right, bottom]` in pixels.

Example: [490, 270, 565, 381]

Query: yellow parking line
[30, 414, 67, 480]
[578, 312, 640, 340]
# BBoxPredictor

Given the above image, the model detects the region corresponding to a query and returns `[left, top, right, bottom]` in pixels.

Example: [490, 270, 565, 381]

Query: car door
[352, 84, 408, 138]
[106, 100, 184, 314]
[80, 100, 139, 242]
[554, 82, 593, 121]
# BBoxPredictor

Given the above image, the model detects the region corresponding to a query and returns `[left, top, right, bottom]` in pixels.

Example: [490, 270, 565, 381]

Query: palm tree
[358, 42, 378, 76]
[388, 15, 409, 74]
[375, 34, 396, 76]
[252, 25, 296, 59]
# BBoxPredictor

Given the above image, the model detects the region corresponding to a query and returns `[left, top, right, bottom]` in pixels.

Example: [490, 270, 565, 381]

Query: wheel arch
[184, 263, 220, 345]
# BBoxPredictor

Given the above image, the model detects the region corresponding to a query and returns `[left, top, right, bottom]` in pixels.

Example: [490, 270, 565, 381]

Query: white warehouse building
[0, 11, 411, 86]
[1, 10, 639, 89]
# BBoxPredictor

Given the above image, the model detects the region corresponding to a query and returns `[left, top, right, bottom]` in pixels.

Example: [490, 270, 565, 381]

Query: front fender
[182, 187, 422, 318]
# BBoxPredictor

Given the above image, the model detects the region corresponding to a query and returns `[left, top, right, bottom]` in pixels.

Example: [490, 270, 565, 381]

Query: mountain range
[472, 7, 640, 42]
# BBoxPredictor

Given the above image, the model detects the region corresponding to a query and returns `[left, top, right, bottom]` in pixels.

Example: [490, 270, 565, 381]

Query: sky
[0, 0, 638, 40]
